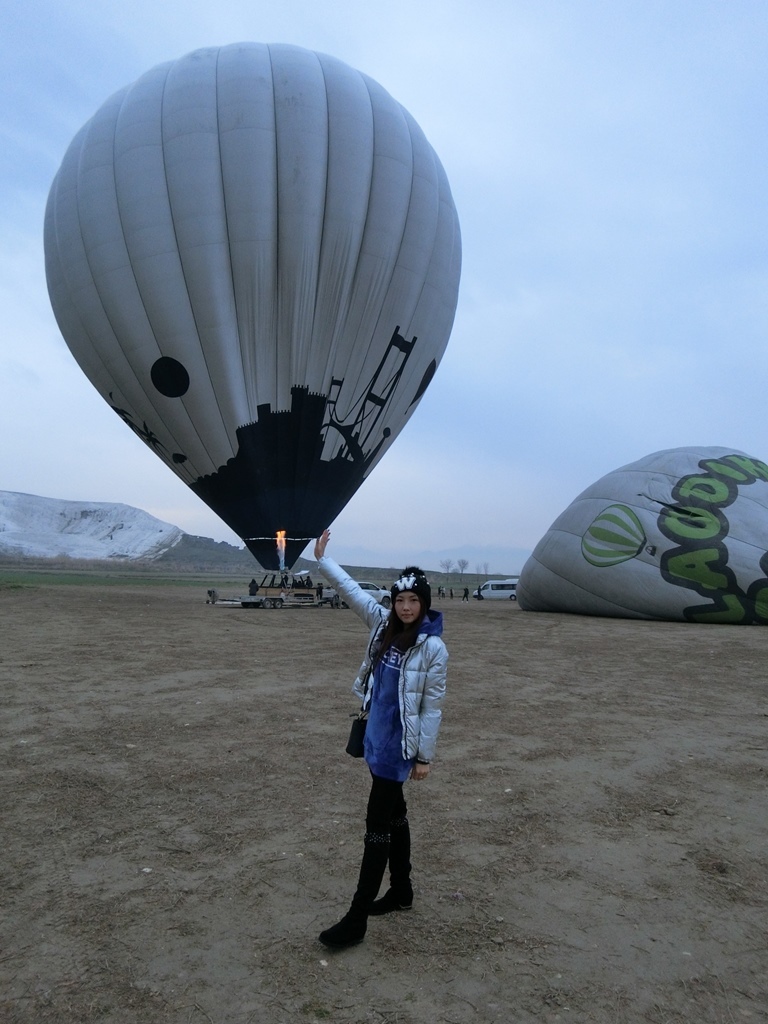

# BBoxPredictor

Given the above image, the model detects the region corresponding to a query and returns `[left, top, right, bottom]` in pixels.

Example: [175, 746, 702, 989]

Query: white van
[473, 579, 519, 601]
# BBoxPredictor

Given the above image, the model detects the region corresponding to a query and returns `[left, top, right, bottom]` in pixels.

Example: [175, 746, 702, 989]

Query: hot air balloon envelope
[517, 447, 768, 624]
[44, 43, 461, 568]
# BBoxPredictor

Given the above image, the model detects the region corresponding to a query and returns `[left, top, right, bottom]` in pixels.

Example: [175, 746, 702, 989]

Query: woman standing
[314, 529, 448, 949]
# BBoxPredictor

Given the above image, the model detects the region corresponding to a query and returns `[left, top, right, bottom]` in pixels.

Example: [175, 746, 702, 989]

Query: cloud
[2, 0, 768, 568]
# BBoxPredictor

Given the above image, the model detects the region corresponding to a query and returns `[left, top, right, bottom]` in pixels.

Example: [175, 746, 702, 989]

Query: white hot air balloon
[517, 447, 768, 624]
[44, 43, 461, 568]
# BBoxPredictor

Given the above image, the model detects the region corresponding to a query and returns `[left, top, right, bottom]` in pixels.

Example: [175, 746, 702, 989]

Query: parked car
[316, 585, 341, 608]
[337, 580, 391, 608]
[473, 579, 519, 601]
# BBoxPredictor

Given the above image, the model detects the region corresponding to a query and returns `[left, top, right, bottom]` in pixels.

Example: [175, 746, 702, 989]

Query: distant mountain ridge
[0, 491, 528, 577]
[0, 491, 317, 574]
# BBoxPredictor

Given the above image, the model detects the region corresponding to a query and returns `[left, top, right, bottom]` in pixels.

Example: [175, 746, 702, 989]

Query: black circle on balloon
[151, 357, 190, 398]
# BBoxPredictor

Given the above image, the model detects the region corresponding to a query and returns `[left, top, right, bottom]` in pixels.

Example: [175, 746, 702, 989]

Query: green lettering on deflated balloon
[687, 593, 748, 624]
[666, 549, 728, 591]
[701, 459, 752, 483]
[660, 506, 721, 541]
[722, 455, 768, 483]
[750, 585, 768, 623]
[676, 476, 731, 505]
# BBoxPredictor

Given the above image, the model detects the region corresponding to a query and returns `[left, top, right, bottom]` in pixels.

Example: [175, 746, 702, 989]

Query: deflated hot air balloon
[517, 447, 768, 624]
[44, 43, 461, 569]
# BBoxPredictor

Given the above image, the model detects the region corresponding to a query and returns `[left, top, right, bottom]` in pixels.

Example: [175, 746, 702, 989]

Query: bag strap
[360, 665, 372, 714]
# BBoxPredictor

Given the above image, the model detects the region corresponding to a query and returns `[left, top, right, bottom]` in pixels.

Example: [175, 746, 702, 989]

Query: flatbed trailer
[206, 572, 339, 609]
[242, 571, 319, 608]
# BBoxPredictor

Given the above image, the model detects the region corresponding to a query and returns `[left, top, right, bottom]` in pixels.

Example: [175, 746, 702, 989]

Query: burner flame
[276, 530, 286, 572]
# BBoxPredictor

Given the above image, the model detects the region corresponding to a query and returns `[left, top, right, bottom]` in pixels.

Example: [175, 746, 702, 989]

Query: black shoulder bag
[345, 668, 371, 758]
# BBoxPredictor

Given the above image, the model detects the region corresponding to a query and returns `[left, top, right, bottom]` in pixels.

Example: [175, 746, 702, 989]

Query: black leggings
[365, 773, 408, 836]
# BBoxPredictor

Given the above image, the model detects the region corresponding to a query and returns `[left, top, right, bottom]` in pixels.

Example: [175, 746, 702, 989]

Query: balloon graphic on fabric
[581, 504, 646, 567]
[44, 43, 462, 569]
[517, 447, 768, 624]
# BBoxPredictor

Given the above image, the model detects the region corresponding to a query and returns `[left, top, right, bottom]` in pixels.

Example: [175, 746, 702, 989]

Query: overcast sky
[2, 0, 767, 571]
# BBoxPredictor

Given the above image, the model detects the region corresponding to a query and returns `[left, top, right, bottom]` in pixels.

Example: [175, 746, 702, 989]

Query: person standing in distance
[314, 529, 448, 949]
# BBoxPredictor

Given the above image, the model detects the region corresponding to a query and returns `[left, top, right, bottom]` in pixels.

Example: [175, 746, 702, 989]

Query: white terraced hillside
[0, 491, 183, 561]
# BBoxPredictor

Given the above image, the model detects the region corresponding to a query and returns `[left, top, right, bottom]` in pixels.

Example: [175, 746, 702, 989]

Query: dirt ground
[2, 582, 767, 1024]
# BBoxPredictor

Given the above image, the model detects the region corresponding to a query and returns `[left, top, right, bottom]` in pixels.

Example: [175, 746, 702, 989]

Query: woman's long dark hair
[373, 566, 428, 666]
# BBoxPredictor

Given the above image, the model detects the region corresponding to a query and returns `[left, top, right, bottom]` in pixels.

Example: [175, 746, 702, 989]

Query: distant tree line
[438, 557, 486, 578]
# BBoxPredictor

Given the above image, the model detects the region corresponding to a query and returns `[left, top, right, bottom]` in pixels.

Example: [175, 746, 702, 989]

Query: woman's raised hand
[314, 529, 331, 560]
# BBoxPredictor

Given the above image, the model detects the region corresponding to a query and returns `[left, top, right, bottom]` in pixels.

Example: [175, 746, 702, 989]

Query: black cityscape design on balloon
[109, 327, 435, 569]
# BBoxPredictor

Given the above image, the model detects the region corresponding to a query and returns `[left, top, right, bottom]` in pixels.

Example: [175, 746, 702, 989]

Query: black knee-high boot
[319, 831, 390, 948]
[369, 815, 413, 915]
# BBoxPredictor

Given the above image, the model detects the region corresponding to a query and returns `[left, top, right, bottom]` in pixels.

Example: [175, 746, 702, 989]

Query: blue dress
[364, 644, 414, 782]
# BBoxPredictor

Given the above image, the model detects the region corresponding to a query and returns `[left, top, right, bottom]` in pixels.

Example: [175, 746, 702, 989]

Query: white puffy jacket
[318, 555, 447, 763]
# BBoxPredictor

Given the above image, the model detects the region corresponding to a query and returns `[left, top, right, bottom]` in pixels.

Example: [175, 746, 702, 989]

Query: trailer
[206, 572, 340, 609]
[241, 571, 313, 609]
